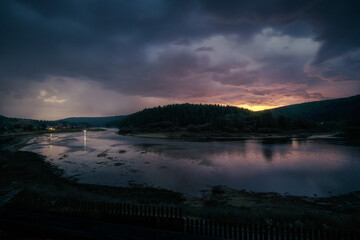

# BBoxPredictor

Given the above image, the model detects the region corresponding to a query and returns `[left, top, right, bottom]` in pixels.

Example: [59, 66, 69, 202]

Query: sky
[1, 0, 359, 120]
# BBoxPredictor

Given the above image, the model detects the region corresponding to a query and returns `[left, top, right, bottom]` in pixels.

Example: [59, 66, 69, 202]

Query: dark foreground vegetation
[118, 94, 360, 137]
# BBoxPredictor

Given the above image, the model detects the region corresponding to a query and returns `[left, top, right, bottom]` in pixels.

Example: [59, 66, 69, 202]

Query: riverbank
[1, 132, 360, 231]
[119, 130, 340, 142]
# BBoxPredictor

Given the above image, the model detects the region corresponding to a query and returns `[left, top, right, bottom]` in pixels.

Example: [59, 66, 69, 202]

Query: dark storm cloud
[0, 0, 359, 118]
[200, 0, 360, 82]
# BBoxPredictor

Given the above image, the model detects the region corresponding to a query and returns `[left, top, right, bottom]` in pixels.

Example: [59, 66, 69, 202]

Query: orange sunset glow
[237, 104, 282, 111]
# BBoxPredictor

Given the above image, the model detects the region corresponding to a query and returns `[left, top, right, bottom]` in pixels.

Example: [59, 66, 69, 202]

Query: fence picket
[208, 220, 213, 237]
[169, 206, 173, 218]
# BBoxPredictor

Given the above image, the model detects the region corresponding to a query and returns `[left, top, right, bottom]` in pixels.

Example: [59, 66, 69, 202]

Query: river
[21, 128, 360, 197]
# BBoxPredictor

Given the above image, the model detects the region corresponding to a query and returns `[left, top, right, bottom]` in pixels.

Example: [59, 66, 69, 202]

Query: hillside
[119, 104, 250, 127]
[61, 116, 125, 127]
[270, 94, 360, 122]
[118, 103, 315, 134]
[0, 115, 74, 133]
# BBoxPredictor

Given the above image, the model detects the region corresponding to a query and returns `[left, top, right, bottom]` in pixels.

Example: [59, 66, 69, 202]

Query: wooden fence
[184, 219, 359, 240]
[9, 197, 360, 240]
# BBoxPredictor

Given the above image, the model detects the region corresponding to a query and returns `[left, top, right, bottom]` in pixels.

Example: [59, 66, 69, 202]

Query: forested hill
[119, 104, 251, 128]
[270, 94, 360, 122]
[118, 103, 316, 133]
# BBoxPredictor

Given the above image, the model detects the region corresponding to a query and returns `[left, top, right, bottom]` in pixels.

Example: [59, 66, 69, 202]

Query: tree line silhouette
[118, 103, 316, 133]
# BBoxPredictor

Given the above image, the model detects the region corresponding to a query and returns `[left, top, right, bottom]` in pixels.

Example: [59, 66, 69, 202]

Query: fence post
[174, 207, 177, 218]
[189, 218, 194, 234]
[297, 226, 302, 240]
[144, 205, 147, 217]
[189, 218, 193, 234]
[229, 223, 233, 239]
[204, 219, 208, 236]
[302, 226, 307, 240]
[224, 222, 229, 239]
[278, 223, 283, 240]
[193, 218, 197, 235]
[115, 202, 118, 216]
[118, 203, 121, 215]
[234, 223, 238, 240]
[220, 221, 224, 239]
[268, 224, 273, 240]
[214, 220, 218, 238]
[208, 220, 214, 238]
[253, 223, 258, 240]
[220, 222, 224, 239]
[106, 202, 110, 216]
[159, 206, 163, 218]
[315, 228, 320, 240]
[239, 224, 243, 240]
[105, 202, 108, 216]
[324, 228, 330, 240]
[170, 206, 173, 218]
[155, 206, 159, 217]
[111, 202, 114, 215]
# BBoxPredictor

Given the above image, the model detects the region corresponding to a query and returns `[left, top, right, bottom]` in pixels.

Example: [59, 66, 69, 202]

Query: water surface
[22, 129, 360, 197]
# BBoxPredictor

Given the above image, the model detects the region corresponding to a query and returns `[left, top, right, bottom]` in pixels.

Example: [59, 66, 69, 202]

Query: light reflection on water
[83, 130, 87, 150]
[21, 129, 360, 197]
